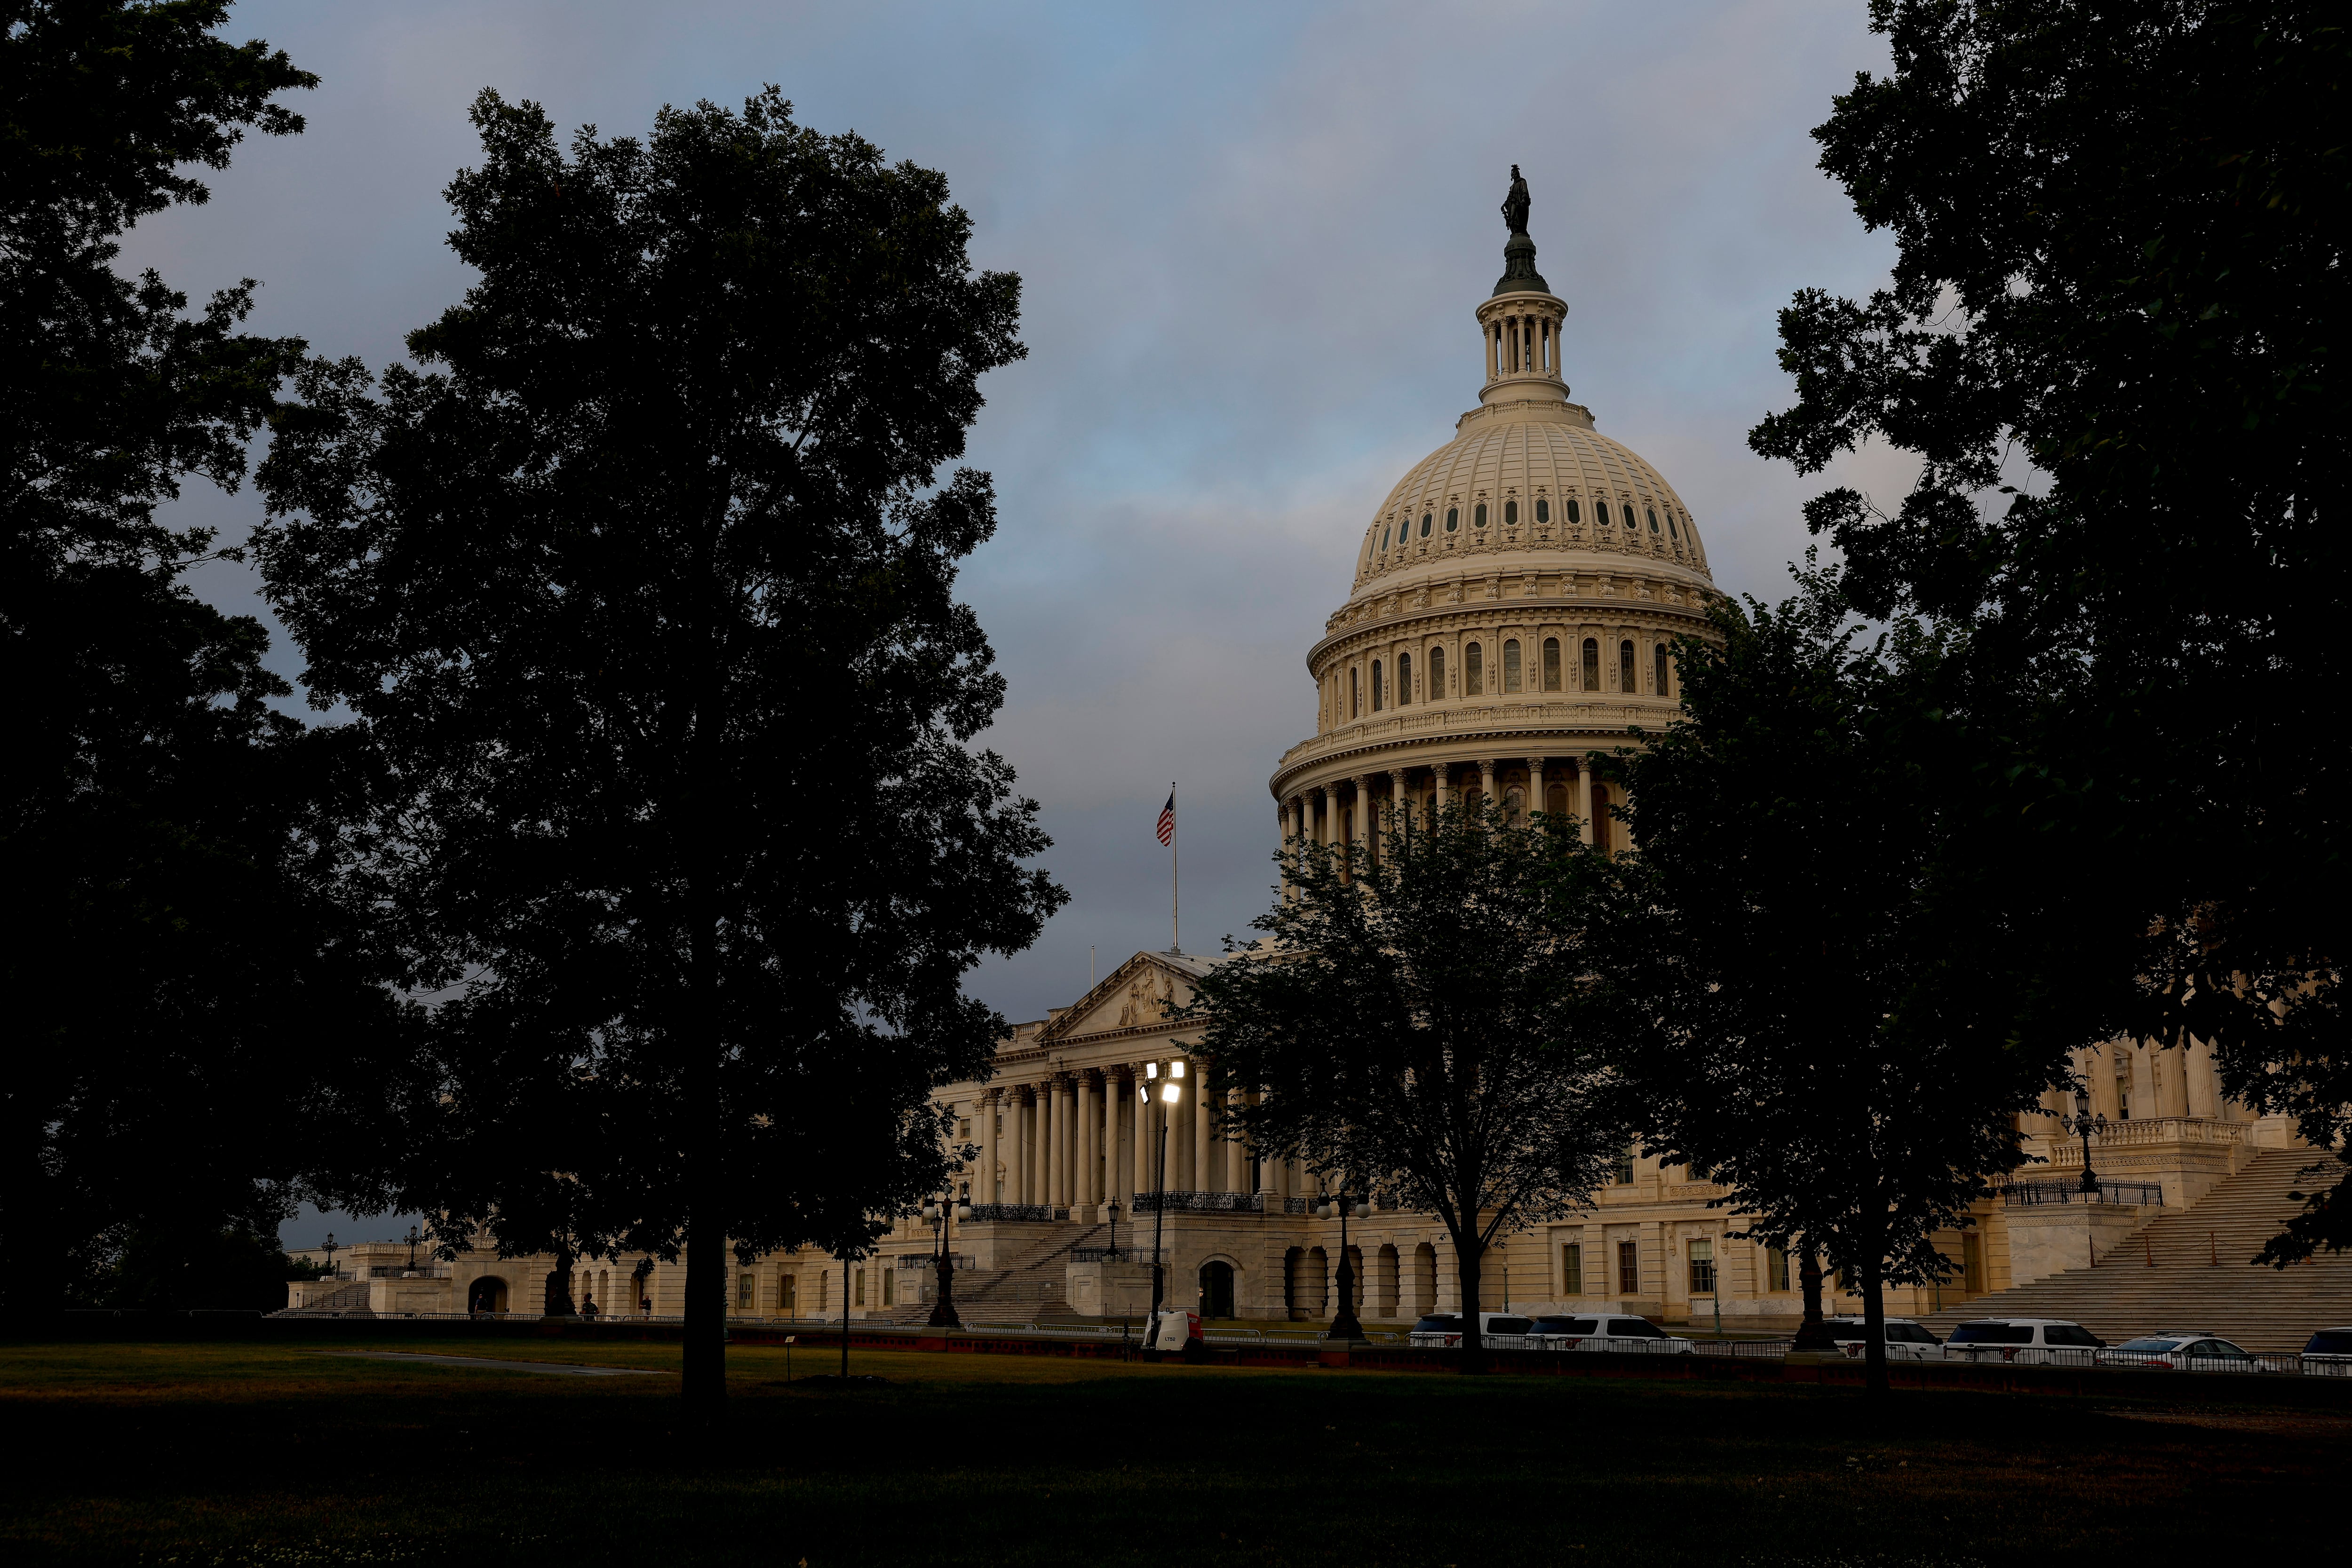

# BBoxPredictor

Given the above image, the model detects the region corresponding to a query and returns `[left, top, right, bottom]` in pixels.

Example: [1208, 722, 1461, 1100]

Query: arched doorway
[1282, 1247, 1306, 1319]
[467, 1275, 509, 1315]
[1197, 1260, 1234, 1320]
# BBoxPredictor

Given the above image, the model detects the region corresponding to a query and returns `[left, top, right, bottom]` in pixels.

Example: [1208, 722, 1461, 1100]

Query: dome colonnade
[1271, 166, 1720, 865]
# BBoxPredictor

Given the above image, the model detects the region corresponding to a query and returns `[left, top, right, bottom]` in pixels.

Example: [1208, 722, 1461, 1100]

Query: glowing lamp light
[1170, 1060, 1185, 1078]
[1144, 1062, 1158, 1079]
[1160, 1081, 1180, 1105]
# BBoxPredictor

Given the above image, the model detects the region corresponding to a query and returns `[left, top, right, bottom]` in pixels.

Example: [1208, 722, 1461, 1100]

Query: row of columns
[1279, 758, 1622, 892]
[2021, 1035, 2249, 1133]
[975, 1060, 1295, 1209]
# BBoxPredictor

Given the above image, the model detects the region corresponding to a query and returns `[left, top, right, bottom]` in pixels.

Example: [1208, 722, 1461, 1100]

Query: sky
[115, 2, 1918, 1246]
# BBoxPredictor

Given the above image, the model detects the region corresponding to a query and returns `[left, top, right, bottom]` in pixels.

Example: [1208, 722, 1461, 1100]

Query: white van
[1942, 1318, 2105, 1365]
[1407, 1312, 1541, 1349]
[1525, 1313, 1697, 1354]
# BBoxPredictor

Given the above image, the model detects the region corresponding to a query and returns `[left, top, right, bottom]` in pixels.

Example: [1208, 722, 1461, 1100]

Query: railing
[1284, 1197, 1313, 1214]
[1069, 1246, 1167, 1264]
[965, 1204, 1068, 1223]
[2044, 1118, 2249, 1161]
[1131, 1191, 1264, 1214]
[893, 1253, 974, 1270]
[1997, 1179, 2165, 1207]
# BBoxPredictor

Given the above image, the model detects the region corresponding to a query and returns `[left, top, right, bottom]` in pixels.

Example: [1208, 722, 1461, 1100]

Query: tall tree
[1189, 805, 1621, 1371]
[258, 89, 1062, 1416]
[1751, 0, 2352, 1257]
[2, 1, 413, 1314]
[1588, 570, 2068, 1395]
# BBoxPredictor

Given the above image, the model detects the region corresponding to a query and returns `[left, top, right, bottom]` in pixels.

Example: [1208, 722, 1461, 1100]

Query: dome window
[1623, 506, 1638, 531]
[1420, 513, 1432, 539]
[1654, 643, 1671, 698]
[1542, 637, 1562, 691]
[1430, 645, 1447, 696]
[1595, 501, 1610, 528]
[1381, 525, 1391, 551]
[1502, 639, 1523, 693]
[1465, 642, 1484, 696]
[1566, 499, 1581, 525]
[1581, 637, 1602, 691]
[1398, 650, 1413, 705]
[1505, 499, 1519, 526]
[1475, 503, 1488, 528]
[1446, 507, 1459, 531]
[1535, 498, 1549, 524]
[1371, 660, 1384, 712]
[1646, 507, 1660, 533]
[1619, 640, 1636, 691]
[1667, 513, 1680, 539]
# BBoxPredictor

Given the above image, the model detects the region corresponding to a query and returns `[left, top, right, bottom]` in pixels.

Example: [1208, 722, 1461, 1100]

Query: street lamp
[1314, 1180, 1370, 1342]
[1141, 1065, 1182, 1337]
[921, 1190, 972, 1328]
[321, 1231, 338, 1278]
[2063, 1112, 2110, 1194]
[405, 1224, 420, 1273]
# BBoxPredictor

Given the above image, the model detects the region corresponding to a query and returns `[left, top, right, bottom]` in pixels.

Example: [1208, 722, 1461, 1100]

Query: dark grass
[0, 1338, 2344, 1566]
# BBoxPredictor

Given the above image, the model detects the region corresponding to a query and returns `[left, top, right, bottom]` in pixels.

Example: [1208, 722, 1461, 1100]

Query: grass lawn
[0, 1336, 2344, 1566]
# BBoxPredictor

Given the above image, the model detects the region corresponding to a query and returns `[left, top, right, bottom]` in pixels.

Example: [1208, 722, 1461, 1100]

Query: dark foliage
[1189, 806, 1622, 1370]
[257, 88, 1062, 1413]
[1750, 1, 2351, 1259]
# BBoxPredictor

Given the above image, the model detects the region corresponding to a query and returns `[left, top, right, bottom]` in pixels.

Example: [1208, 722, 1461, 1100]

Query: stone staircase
[874, 1223, 1109, 1325]
[1922, 1148, 2352, 1352]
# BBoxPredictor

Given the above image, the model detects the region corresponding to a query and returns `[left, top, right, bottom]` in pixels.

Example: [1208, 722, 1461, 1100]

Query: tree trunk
[1859, 1252, 1889, 1398]
[1793, 1240, 1834, 1350]
[1452, 1231, 1485, 1373]
[679, 876, 727, 1421]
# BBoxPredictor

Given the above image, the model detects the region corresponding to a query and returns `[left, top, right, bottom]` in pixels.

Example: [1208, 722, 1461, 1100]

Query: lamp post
[1142, 1060, 1184, 1335]
[405, 1224, 420, 1273]
[321, 1231, 338, 1278]
[922, 1189, 971, 1329]
[2064, 1111, 2110, 1194]
[1314, 1180, 1370, 1342]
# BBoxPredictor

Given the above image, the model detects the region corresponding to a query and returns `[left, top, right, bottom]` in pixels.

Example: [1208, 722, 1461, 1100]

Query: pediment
[1036, 950, 1216, 1044]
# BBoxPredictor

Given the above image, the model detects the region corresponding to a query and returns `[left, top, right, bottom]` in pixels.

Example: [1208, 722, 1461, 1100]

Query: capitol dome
[1270, 168, 1721, 855]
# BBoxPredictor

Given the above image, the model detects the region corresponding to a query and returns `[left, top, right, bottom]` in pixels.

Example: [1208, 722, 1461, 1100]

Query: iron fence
[1130, 1191, 1264, 1214]
[1996, 1179, 2165, 1207]
[965, 1204, 1068, 1222]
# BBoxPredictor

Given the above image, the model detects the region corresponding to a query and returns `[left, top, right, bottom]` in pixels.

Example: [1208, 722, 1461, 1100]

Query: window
[737, 1272, 755, 1309]
[1380, 525, 1391, 551]
[1595, 501, 1610, 528]
[1430, 645, 1446, 696]
[1646, 507, 1660, 533]
[1566, 498, 1581, 524]
[1397, 651, 1413, 705]
[1624, 506, 1638, 531]
[1446, 507, 1458, 531]
[854, 1268, 866, 1307]
[1562, 1243, 1583, 1294]
[882, 1267, 896, 1306]
[1613, 1144, 1635, 1184]
[781, 1274, 798, 1313]
[1688, 1240, 1716, 1296]
[1371, 660, 1383, 712]
[1582, 637, 1601, 691]
[1667, 512, 1680, 539]
[1542, 637, 1561, 691]
[1619, 640, 1635, 692]
[1535, 497, 1550, 524]
[1766, 1246, 1790, 1292]
[1616, 1240, 1640, 1295]
[1475, 502, 1488, 527]
[1465, 642, 1483, 695]
[1420, 512, 1432, 538]
[1504, 499, 1518, 525]
[1350, 667, 1360, 718]
[1502, 639, 1522, 693]
[1654, 643, 1670, 698]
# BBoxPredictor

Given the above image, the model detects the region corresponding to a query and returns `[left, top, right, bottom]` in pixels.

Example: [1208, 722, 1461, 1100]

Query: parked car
[1407, 1312, 1540, 1349]
[2096, 1332, 2264, 1372]
[1525, 1314, 1697, 1354]
[1942, 1318, 2106, 1365]
[2301, 1327, 2352, 1376]
[1820, 1315, 1943, 1362]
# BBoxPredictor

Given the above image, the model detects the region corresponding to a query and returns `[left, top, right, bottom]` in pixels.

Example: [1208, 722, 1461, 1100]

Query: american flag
[1156, 789, 1176, 847]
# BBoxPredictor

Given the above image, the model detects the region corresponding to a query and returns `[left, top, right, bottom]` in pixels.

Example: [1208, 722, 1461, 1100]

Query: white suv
[1821, 1315, 1943, 1362]
[1525, 1313, 1697, 1355]
[1943, 1317, 2105, 1365]
[1407, 1312, 1541, 1349]
[2301, 1327, 2352, 1377]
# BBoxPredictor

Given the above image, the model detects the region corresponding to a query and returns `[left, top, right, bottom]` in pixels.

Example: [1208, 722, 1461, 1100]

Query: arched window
[1595, 501, 1611, 528]
[1623, 505, 1638, 531]
[1667, 513, 1680, 539]
[1475, 502, 1488, 527]
[1351, 666, 1361, 718]
[1421, 512, 1432, 537]
[1504, 499, 1518, 525]
[1446, 507, 1459, 531]
[1581, 637, 1601, 691]
[1542, 636, 1562, 691]
[1465, 642, 1484, 695]
[1646, 507, 1660, 533]
[1429, 644, 1446, 696]
[1397, 650, 1413, 705]
[1371, 660, 1384, 711]
[1566, 498, 1581, 524]
[1619, 640, 1636, 692]
[1380, 525, 1391, 550]
[1503, 639, 1523, 693]
[1535, 497, 1549, 523]
[1654, 643, 1670, 697]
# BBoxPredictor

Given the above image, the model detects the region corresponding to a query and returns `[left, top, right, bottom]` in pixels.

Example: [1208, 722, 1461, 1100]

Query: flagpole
[1169, 781, 1180, 954]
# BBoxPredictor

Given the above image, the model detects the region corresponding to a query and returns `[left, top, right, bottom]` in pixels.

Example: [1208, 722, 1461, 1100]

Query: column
[2088, 1042, 2125, 1121]
[1577, 765, 1596, 847]
[2186, 1036, 2223, 1120]
[1076, 1074, 1097, 1209]
[2157, 1042, 2191, 1118]
[1193, 1061, 1215, 1194]
[1279, 802, 1294, 901]
[1478, 758, 1498, 817]
[1227, 1086, 1249, 1193]
[1133, 1065, 1154, 1196]
[1010, 1088, 1029, 1204]
[2128, 1041, 2159, 1120]
[1389, 768, 1410, 838]
[980, 1088, 1000, 1205]
[1318, 785, 1336, 851]
[1351, 776, 1372, 855]
[1527, 756, 1546, 822]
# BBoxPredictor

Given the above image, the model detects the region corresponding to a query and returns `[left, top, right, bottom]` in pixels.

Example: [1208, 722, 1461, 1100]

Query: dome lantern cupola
[1478, 166, 1569, 410]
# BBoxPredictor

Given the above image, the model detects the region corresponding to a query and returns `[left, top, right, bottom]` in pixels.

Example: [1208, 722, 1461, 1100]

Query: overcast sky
[124, 2, 1916, 1243]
